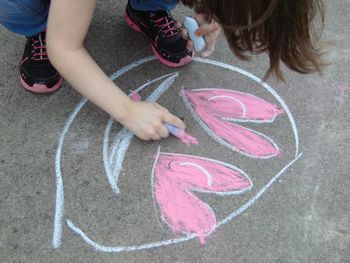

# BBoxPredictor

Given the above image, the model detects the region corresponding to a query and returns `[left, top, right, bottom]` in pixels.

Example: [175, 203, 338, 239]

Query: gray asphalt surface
[0, 1, 349, 262]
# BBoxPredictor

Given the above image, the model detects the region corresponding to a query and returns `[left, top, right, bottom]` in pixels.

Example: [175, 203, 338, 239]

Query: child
[0, 0, 324, 141]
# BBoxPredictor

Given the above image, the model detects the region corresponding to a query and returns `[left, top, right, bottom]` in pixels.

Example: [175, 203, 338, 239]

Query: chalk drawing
[153, 150, 252, 244]
[53, 56, 302, 253]
[53, 56, 155, 249]
[103, 72, 179, 194]
[182, 89, 284, 159]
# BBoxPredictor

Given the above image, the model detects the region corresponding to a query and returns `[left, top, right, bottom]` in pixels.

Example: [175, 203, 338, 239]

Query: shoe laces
[30, 32, 48, 61]
[151, 12, 180, 38]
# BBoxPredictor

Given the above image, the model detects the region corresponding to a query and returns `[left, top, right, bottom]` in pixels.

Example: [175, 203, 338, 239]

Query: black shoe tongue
[152, 10, 169, 20]
[37, 31, 46, 37]
[30, 31, 45, 41]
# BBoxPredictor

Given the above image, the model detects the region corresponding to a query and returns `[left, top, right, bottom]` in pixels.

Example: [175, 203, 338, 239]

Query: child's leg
[125, 0, 193, 67]
[129, 0, 178, 11]
[0, 0, 49, 36]
[0, 0, 63, 93]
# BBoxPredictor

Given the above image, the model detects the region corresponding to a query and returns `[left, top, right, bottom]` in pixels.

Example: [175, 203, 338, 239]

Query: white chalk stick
[183, 17, 206, 52]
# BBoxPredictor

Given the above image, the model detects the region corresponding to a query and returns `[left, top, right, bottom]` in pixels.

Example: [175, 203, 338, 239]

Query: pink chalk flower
[153, 152, 252, 244]
[182, 89, 285, 158]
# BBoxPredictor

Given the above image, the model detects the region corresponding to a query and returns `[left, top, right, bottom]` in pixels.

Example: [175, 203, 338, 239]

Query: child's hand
[179, 14, 221, 57]
[120, 101, 186, 141]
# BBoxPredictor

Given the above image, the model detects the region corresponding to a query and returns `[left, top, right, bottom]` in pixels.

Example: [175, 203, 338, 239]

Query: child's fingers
[201, 49, 212, 58]
[155, 103, 186, 131]
[186, 40, 194, 51]
[162, 113, 186, 130]
[201, 39, 216, 57]
[179, 27, 193, 51]
[150, 132, 161, 141]
[154, 103, 169, 112]
[177, 22, 195, 52]
[194, 21, 220, 57]
[178, 23, 189, 40]
[158, 124, 170, 138]
[195, 23, 219, 37]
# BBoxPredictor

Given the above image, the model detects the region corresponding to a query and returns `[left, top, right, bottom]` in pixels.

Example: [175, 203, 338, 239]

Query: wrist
[112, 96, 133, 124]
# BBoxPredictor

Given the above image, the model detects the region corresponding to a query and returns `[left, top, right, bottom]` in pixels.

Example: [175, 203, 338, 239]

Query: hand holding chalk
[163, 123, 198, 146]
[130, 91, 198, 145]
[125, 91, 184, 141]
[183, 17, 206, 52]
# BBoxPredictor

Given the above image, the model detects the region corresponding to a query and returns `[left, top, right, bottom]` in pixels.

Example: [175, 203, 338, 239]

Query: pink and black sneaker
[20, 31, 63, 94]
[125, 2, 193, 67]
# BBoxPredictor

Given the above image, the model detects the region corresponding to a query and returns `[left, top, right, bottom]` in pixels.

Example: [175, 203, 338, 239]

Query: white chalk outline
[103, 72, 179, 194]
[54, 56, 301, 252]
[66, 152, 301, 253]
[190, 58, 299, 157]
[53, 56, 155, 248]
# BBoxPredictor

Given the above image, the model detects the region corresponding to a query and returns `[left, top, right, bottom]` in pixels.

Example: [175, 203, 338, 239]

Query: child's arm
[46, 0, 185, 140]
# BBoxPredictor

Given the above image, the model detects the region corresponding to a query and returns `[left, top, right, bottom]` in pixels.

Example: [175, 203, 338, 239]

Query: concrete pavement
[0, 1, 349, 262]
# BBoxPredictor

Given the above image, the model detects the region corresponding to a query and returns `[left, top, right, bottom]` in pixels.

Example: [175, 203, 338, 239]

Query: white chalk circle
[53, 56, 302, 252]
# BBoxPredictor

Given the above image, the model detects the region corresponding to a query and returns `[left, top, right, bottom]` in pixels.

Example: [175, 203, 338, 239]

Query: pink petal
[202, 114, 281, 158]
[157, 154, 251, 192]
[184, 89, 284, 122]
[156, 179, 216, 245]
[154, 153, 252, 244]
[183, 89, 283, 158]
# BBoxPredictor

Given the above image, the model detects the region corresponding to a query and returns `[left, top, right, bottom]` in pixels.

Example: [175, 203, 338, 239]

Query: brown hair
[181, 0, 325, 80]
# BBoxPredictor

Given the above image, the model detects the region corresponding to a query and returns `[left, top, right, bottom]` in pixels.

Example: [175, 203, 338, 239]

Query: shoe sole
[124, 11, 193, 68]
[20, 74, 63, 94]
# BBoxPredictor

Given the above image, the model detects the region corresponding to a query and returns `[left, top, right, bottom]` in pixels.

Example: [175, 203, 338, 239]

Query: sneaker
[20, 31, 63, 93]
[125, 2, 193, 67]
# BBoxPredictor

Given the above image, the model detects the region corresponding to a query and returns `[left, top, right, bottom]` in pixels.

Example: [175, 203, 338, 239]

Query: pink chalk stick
[163, 123, 198, 146]
[130, 91, 141, 101]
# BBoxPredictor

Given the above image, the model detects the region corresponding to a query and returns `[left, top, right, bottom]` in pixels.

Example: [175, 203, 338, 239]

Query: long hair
[181, 0, 325, 80]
